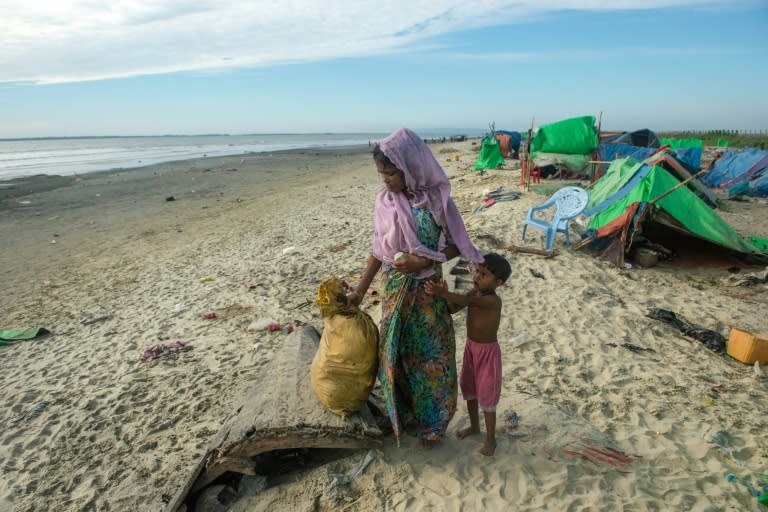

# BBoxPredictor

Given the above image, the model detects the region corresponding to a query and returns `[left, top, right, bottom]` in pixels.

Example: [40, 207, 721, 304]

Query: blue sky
[1, 0, 766, 138]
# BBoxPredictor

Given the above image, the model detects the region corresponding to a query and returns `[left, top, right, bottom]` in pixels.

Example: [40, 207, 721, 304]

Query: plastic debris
[511, 332, 530, 347]
[141, 341, 191, 363]
[249, 318, 277, 331]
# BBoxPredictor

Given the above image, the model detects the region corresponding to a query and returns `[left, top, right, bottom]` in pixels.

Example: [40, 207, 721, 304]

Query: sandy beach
[1, 142, 767, 511]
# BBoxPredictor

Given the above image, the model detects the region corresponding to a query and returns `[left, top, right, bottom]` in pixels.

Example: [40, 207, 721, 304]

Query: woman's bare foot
[456, 426, 480, 440]
[480, 438, 497, 456]
[419, 438, 439, 449]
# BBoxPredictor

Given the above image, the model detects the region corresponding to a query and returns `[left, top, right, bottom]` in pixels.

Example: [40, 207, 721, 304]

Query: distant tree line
[657, 130, 768, 149]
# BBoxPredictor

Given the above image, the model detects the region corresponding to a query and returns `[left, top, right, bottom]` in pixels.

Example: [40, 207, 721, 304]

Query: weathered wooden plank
[165, 324, 382, 512]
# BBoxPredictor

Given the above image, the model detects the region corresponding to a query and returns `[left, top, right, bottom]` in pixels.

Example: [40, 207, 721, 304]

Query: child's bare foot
[480, 438, 497, 456]
[456, 426, 480, 440]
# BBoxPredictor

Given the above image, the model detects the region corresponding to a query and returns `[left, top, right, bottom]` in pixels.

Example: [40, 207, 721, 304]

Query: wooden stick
[592, 111, 603, 183]
[525, 117, 535, 190]
[647, 168, 709, 207]
[507, 243, 558, 258]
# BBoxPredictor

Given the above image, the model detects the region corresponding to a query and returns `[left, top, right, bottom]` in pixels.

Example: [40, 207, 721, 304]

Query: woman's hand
[347, 289, 364, 307]
[392, 253, 432, 274]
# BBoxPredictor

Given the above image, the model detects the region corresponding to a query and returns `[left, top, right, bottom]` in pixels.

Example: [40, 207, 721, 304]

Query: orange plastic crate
[727, 328, 768, 364]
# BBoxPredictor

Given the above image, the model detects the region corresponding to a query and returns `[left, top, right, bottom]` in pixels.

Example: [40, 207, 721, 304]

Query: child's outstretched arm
[426, 279, 499, 311]
[424, 278, 465, 314]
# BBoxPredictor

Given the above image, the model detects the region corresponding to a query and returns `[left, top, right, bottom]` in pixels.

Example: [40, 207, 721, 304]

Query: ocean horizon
[0, 130, 484, 181]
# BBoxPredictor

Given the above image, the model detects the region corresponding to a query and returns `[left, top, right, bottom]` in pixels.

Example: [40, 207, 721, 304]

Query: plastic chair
[521, 186, 589, 250]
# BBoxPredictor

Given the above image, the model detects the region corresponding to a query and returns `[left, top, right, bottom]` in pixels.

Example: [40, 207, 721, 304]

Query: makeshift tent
[474, 137, 505, 171]
[701, 148, 768, 198]
[531, 116, 598, 156]
[580, 156, 764, 267]
[602, 129, 660, 148]
[495, 130, 522, 157]
[641, 151, 718, 207]
[530, 116, 598, 176]
[659, 137, 703, 169]
[597, 144, 655, 176]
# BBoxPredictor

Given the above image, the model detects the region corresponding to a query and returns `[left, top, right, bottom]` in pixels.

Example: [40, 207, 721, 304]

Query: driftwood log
[165, 325, 383, 512]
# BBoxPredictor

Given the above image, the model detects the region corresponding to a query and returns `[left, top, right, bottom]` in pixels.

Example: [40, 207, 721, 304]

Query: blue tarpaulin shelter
[702, 148, 768, 197]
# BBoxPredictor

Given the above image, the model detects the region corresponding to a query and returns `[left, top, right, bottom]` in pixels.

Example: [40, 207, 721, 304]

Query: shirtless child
[425, 253, 511, 456]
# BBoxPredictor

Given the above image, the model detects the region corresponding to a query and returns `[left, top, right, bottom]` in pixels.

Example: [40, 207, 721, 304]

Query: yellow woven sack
[310, 277, 379, 418]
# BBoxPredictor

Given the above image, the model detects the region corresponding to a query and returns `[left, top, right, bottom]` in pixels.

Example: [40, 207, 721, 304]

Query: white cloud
[0, 0, 727, 84]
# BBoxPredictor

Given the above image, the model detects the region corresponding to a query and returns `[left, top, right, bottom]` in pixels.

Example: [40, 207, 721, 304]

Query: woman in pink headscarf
[348, 128, 484, 448]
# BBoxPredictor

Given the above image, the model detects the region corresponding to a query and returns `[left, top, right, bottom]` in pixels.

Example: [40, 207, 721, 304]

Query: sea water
[0, 133, 389, 181]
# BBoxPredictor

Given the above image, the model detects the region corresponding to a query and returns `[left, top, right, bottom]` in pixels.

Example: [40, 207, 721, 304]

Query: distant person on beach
[348, 127, 484, 449]
[425, 252, 511, 456]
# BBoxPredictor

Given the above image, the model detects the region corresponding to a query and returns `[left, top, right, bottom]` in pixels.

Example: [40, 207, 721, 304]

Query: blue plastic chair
[521, 186, 589, 250]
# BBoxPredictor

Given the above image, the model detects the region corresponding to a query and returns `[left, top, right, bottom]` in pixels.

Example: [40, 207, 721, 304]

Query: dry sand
[1, 142, 767, 512]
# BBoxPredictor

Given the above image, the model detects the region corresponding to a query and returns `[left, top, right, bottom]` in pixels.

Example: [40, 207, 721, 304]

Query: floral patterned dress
[378, 207, 457, 444]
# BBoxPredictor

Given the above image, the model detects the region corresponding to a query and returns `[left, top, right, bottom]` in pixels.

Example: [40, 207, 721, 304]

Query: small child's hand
[424, 278, 448, 296]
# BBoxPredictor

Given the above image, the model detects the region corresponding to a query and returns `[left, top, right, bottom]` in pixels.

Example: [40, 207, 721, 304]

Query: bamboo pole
[592, 111, 603, 183]
[646, 168, 709, 207]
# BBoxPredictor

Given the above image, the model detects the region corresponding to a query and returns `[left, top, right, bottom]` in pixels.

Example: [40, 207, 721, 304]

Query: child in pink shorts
[426, 253, 511, 456]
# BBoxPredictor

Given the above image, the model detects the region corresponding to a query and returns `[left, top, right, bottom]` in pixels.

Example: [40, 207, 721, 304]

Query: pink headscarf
[372, 128, 484, 276]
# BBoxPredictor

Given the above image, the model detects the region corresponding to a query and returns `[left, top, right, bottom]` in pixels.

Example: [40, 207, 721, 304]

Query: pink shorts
[460, 338, 502, 412]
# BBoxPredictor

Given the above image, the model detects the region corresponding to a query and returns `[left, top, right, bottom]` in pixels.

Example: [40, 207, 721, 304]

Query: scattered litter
[249, 318, 277, 331]
[288, 299, 312, 310]
[12, 400, 50, 425]
[166, 196, 176, 201]
[529, 268, 545, 279]
[203, 311, 217, 320]
[329, 450, 375, 487]
[562, 444, 639, 467]
[81, 314, 112, 326]
[621, 343, 655, 354]
[503, 410, 520, 432]
[510, 332, 530, 347]
[173, 303, 188, 314]
[725, 473, 764, 500]
[141, 341, 192, 363]
[647, 308, 726, 353]
[710, 430, 746, 466]
[282, 246, 298, 255]
[199, 275, 215, 283]
[252, 342, 262, 351]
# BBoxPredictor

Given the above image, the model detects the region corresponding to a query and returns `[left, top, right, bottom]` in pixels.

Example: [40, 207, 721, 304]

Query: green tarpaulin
[659, 137, 704, 150]
[531, 116, 598, 156]
[0, 327, 50, 345]
[587, 157, 760, 255]
[474, 138, 504, 171]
